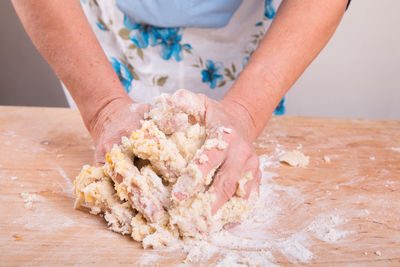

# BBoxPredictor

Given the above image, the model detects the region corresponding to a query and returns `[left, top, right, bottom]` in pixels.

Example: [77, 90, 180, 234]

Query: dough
[73, 91, 253, 248]
[279, 150, 310, 168]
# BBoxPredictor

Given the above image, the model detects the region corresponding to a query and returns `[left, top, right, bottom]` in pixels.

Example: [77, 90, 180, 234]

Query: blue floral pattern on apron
[65, 0, 285, 115]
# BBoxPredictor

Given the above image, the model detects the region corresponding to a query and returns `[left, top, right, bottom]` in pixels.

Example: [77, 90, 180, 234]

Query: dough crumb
[10, 176, 18, 181]
[323, 156, 331, 163]
[236, 172, 253, 197]
[391, 147, 400, 153]
[280, 150, 309, 168]
[375, 251, 382, 256]
[218, 126, 232, 134]
[369, 156, 375, 161]
[20, 192, 37, 209]
[198, 154, 208, 164]
[12, 234, 23, 241]
[296, 143, 303, 150]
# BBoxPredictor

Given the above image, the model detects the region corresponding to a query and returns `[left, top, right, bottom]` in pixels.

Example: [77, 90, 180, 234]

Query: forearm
[222, 0, 348, 141]
[12, 0, 129, 131]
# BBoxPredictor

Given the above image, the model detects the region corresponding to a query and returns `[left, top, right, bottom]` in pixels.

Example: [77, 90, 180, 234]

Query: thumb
[94, 145, 106, 167]
[93, 140, 115, 167]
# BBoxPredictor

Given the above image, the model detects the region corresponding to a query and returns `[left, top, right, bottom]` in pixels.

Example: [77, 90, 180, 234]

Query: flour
[216, 250, 276, 267]
[306, 213, 354, 242]
[73, 91, 360, 265]
[134, 152, 360, 265]
[137, 165, 314, 265]
[56, 167, 75, 197]
[136, 253, 162, 267]
[259, 153, 280, 169]
[276, 233, 313, 263]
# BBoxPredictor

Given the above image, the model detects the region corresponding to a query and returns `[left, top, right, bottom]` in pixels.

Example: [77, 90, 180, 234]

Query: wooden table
[0, 106, 399, 266]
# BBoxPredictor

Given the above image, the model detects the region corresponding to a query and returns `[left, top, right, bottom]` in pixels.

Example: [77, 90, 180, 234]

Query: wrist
[220, 97, 258, 142]
[86, 95, 134, 142]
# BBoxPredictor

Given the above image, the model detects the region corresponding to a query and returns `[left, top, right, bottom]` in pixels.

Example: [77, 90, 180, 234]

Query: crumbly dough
[20, 192, 36, 210]
[279, 150, 310, 168]
[73, 91, 253, 248]
[236, 172, 253, 197]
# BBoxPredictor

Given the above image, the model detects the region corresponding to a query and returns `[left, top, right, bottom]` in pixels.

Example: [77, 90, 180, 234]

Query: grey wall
[286, 0, 400, 120]
[1, 1, 399, 119]
[0, 1, 67, 107]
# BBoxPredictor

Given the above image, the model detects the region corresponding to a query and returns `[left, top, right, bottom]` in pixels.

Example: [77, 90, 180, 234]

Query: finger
[209, 156, 245, 214]
[165, 89, 206, 121]
[94, 146, 106, 167]
[239, 168, 261, 201]
[239, 156, 261, 200]
[172, 142, 228, 201]
[210, 149, 260, 214]
[112, 172, 167, 224]
[107, 147, 168, 224]
[172, 126, 236, 201]
[93, 136, 122, 167]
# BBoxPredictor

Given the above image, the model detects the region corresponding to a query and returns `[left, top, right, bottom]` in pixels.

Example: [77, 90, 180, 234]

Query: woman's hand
[170, 90, 261, 214]
[204, 97, 262, 213]
[88, 96, 151, 166]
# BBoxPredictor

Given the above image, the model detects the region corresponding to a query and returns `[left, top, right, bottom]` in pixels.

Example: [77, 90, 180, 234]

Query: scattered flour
[136, 253, 162, 267]
[307, 214, 353, 242]
[137, 163, 322, 265]
[57, 167, 73, 193]
[259, 153, 281, 169]
[13, 211, 75, 231]
[277, 233, 313, 263]
[216, 250, 276, 267]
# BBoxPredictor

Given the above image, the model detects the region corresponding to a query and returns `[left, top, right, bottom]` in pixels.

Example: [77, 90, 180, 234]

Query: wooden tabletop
[0, 106, 399, 266]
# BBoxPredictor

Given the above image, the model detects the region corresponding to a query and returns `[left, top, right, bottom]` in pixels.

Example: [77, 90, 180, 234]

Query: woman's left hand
[171, 90, 261, 213]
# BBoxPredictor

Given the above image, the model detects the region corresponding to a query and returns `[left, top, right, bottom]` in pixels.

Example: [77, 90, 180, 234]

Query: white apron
[63, 0, 285, 114]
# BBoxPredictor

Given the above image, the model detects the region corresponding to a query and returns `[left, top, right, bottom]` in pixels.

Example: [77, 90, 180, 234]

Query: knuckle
[220, 185, 232, 202]
[221, 177, 235, 199]
[251, 154, 260, 168]
[215, 175, 234, 202]
[240, 143, 252, 157]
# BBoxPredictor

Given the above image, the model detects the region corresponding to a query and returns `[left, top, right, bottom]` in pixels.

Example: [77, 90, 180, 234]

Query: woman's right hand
[88, 96, 151, 166]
